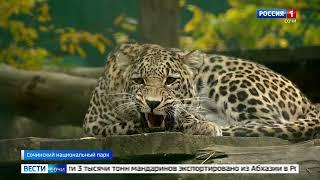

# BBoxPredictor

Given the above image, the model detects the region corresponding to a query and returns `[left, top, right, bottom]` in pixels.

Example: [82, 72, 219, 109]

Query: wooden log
[0, 64, 97, 126]
[0, 133, 319, 176]
[0, 133, 290, 163]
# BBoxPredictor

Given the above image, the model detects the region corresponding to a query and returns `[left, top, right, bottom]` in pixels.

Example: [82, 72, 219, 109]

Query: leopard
[83, 42, 320, 142]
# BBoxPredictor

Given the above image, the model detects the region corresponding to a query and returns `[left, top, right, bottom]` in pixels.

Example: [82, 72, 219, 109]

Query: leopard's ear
[183, 50, 204, 73]
[115, 51, 132, 69]
[113, 43, 142, 69]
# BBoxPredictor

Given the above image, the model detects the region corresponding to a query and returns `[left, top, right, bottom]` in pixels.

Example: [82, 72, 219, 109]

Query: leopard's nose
[146, 100, 161, 110]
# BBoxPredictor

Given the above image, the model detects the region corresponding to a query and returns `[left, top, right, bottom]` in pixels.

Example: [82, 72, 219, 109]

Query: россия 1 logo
[256, 8, 297, 23]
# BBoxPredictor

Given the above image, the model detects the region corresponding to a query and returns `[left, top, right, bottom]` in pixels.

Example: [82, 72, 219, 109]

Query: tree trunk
[138, 0, 180, 48]
[0, 64, 96, 126]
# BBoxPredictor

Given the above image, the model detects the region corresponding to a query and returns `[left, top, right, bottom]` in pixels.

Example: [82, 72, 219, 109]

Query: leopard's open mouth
[144, 113, 166, 131]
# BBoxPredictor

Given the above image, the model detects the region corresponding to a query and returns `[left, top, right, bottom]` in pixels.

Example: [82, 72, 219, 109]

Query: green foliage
[2, 0, 319, 69]
[181, 0, 320, 51]
[112, 15, 137, 44]
[112, 0, 320, 51]
[0, 0, 112, 70]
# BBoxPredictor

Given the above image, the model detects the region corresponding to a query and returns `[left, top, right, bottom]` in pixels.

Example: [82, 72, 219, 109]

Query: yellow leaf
[279, 38, 288, 48]
[96, 43, 105, 54]
[37, 3, 51, 23]
[113, 15, 124, 25]
[184, 5, 203, 33]
[76, 47, 86, 57]
[69, 44, 75, 54]
[120, 23, 136, 32]
[179, 0, 186, 7]
[39, 25, 48, 32]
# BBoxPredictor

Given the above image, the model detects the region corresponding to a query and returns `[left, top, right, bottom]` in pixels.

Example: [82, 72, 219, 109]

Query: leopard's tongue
[145, 113, 165, 129]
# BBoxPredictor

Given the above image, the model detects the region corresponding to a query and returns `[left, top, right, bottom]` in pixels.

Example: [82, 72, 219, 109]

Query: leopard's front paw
[181, 121, 222, 136]
[201, 122, 223, 136]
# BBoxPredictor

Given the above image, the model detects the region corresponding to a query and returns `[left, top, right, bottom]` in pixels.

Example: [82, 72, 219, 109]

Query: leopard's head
[115, 44, 203, 131]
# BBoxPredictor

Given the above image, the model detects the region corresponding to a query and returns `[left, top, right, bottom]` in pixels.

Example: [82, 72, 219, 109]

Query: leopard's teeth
[160, 118, 165, 129]
[145, 113, 151, 127]
[147, 120, 152, 128]
[145, 113, 165, 129]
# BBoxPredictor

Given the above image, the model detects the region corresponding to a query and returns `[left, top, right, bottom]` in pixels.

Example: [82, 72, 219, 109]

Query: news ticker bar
[21, 150, 112, 161]
[21, 164, 299, 174]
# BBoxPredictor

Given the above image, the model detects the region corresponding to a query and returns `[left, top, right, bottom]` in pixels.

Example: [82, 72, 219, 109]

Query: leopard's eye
[165, 77, 178, 85]
[132, 78, 144, 85]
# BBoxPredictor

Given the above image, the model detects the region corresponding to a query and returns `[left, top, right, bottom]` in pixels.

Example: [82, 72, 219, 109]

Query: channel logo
[21, 164, 67, 174]
[256, 8, 296, 18]
[21, 164, 48, 174]
[48, 164, 67, 174]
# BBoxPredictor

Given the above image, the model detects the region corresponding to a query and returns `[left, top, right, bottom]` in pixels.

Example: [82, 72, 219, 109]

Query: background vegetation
[0, 0, 319, 69]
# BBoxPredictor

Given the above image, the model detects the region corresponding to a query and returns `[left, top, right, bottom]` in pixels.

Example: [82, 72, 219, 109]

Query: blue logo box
[48, 164, 67, 174]
[256, 8, 287, 18]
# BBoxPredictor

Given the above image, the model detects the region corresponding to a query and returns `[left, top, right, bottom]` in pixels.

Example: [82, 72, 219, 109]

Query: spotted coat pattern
[83, 43, 320, 142]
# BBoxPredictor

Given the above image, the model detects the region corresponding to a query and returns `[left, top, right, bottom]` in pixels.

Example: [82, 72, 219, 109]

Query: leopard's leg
[83, 79, 143, 137]
[83, 103, 143, 137]
[221, 118, 320, 142]
[176, 113, 222, 136]
[84, 117, 142, 137]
